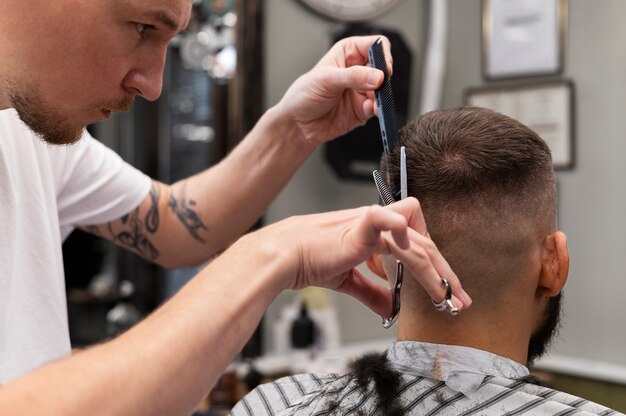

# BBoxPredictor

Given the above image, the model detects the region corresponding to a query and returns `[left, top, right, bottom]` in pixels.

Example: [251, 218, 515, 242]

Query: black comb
[368, 38, 400, 198]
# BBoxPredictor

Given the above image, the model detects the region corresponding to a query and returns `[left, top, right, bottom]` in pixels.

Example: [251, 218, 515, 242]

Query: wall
[444, 0, 626, 375]
[262, 0, 626, 380]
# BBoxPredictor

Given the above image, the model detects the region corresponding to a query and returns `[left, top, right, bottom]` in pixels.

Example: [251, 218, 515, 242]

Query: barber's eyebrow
[146, 10, 185, 34]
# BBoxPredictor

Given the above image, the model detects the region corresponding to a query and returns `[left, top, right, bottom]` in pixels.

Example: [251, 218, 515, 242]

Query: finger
[366, 256, 389, 282]
[352, 205, 410, 251]
[386, 199, 472, 306]
[379, 198, 469, 305]
[334, 35, 394, 75]
[384, 233, 470, 309]
[322, 66, 384, 92]
[405, 228, 472, 306]
[362, 98, 375, 118]
[333, 268, 392, 317]
[384, 197, 428, 235]
[431, 279, 465, 311]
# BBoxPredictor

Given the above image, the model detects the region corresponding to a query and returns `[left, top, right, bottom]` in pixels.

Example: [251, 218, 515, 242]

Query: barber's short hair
[381, 107, 556, 310]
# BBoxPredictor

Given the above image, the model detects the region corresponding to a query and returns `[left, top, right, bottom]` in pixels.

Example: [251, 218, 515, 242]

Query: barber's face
[3, 0, 191, 144]
[527, 293, 562, 365]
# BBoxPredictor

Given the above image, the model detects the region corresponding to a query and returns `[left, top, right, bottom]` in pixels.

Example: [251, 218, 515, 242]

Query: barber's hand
[274, 35, 392, 146]
[251, 198, 472, 317]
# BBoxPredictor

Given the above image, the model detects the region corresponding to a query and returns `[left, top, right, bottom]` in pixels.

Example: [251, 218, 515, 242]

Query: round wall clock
[297, 0, 402, 22]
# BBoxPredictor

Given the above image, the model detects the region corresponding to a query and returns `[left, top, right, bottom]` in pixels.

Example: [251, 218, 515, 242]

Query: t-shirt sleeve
[52, 131, 152, 229]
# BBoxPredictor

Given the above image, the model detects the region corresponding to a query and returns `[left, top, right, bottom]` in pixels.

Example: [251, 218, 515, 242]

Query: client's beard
[9, 82, 83, 145]
[527, 293, 562, 365]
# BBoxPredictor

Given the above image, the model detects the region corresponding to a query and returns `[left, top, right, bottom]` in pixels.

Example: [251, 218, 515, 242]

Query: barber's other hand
[274, 35, 392, 146]
[244, 198, 471, 318]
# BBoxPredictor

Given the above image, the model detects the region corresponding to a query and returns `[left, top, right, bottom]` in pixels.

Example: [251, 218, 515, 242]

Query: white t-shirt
[0, 109, 151, 383]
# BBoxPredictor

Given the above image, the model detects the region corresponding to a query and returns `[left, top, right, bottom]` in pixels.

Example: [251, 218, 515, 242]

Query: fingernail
[367, 70, 382, 87]
[462, 291, 472, 306]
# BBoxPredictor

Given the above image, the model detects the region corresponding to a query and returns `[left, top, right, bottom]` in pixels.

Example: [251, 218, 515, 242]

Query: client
[230, 107, 620, 416]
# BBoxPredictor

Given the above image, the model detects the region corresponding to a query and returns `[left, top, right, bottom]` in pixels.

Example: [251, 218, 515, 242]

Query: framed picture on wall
[465, 81, 575, 169]
[482, 0, 567, 79]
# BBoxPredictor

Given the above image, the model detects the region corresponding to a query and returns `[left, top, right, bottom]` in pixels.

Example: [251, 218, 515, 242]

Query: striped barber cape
[229, 341, 622, 416]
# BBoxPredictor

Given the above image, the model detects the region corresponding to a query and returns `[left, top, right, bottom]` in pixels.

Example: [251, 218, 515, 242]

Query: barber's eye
[136, 23, 154, 35]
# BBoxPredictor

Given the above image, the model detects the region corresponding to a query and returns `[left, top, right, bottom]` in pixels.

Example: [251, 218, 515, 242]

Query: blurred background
[62, 0, 626, 412]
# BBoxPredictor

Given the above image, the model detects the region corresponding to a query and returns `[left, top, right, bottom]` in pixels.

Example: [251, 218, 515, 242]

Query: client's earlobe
[539, 232, 569, 297]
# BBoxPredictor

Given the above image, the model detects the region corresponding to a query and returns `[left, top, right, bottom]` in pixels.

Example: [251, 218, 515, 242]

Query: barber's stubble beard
[9, 81, 83, 145]
[527, 293, 562, 366]
[7, 78, 133, 145]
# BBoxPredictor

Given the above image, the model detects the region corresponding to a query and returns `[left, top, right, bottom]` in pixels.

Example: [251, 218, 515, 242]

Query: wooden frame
[227, 0, 264, 151]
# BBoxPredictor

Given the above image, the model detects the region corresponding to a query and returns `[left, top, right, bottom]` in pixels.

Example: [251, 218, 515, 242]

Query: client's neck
[396, 303, 534, 366]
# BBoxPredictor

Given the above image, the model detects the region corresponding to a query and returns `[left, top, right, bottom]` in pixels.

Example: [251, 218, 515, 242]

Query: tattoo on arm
[108, 208, 160, 260]
[145, 182, 161, 234]
[168, 181, 209, 243]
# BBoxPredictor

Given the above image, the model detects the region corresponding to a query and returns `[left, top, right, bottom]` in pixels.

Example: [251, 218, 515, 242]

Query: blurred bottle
[301, 288, 341, 350]
[290, 302, 316, 349]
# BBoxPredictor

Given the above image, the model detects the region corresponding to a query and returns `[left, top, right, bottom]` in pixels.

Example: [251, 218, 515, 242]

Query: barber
[0, 1, 471, 414]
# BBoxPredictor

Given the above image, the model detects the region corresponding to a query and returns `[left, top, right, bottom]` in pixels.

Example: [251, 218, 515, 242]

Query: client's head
[368, 107, 569, 365]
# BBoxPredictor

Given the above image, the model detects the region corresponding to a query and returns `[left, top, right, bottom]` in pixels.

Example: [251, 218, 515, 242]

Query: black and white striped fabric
[229, 342, 622, 416]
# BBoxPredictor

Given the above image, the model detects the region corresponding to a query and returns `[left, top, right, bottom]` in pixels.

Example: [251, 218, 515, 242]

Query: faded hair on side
[381, 107, 556, 310]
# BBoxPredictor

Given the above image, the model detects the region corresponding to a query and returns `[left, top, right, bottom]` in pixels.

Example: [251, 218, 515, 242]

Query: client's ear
[366, 254, 388, 281]
[539, 231, 569, 297]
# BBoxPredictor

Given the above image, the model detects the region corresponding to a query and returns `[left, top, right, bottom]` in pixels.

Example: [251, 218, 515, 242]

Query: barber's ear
[366, 254, 388, 281]
[539, 231, 569, 297]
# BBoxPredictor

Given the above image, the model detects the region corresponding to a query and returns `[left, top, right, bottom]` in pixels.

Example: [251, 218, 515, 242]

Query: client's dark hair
[324, 353, 404, 416]
[324, 108, 557, 415]
[381, 106, 556, 311]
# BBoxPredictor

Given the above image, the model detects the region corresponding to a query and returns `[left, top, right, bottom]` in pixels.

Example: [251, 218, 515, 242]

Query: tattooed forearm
[168, 181, 209, 243]
[107, 209, 160, 260]
[145, 182, 161, 234]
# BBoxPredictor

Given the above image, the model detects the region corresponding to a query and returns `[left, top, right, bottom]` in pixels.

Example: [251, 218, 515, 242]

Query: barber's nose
[122, 55, 165, 101]
[123, 70, 163, 101]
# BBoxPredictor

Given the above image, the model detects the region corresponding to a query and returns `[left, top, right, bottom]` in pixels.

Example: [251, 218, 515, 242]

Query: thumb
[334, 268, 392, 318]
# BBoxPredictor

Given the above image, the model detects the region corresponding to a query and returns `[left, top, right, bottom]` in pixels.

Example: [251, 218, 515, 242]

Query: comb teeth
[373, 170, 396, 206]
[368, 38, 399, 155]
